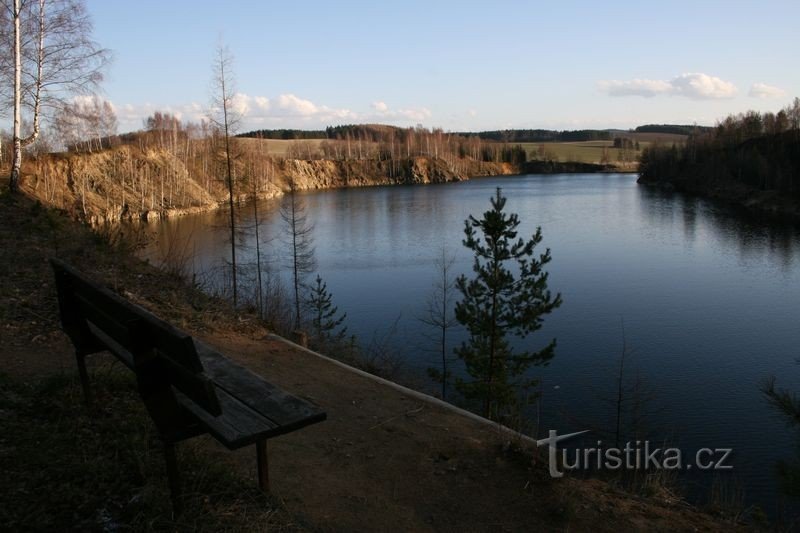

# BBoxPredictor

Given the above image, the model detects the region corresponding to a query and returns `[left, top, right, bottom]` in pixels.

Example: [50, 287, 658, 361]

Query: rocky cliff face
[280, 157, 514, 191]
[21, 146, 222, 225]
[20, 146, 517, 225]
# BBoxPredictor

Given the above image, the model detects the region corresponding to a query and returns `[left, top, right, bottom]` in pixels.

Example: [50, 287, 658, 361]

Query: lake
[143, 173, 800, 516]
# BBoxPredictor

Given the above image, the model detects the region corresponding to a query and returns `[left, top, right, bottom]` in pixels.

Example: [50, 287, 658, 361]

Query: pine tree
[305, 275, 347, 350]
[454, 187, 562, 421]
[762, 377, 800, 498]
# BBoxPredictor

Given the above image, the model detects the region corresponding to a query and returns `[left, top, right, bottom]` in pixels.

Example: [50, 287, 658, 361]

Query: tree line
[638, 99, 800, 198]
[634, 124, 712, 136]
[240, 125, 618, 144]
[469, 129, 612, 143]
[239, 128, 327, 140]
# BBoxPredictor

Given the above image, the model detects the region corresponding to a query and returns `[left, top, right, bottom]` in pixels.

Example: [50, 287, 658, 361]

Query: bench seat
[51, 258, 326, 513]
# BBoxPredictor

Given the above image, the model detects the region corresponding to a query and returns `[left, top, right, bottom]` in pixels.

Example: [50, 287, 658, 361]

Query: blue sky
[86, 0, 800, 133]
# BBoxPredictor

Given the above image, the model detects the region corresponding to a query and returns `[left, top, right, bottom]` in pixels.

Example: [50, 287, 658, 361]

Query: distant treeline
[465, 129, 611, 142]
[238, 126, 617, 143]
[638, 99, 800, 198]
[238, 129, 327, 140]
[635, 124, 711, 136]
[238, 125, 713, 144]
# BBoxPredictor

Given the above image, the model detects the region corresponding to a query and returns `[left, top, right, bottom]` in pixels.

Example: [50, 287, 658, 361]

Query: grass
[516, 141, 644, 165]
[245, 138, 645, 165]
[236, 138, 325, 157]
[0, 369, 301, 531]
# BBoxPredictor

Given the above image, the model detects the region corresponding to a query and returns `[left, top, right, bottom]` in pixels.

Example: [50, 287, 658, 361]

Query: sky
[85, 0, 800, 134]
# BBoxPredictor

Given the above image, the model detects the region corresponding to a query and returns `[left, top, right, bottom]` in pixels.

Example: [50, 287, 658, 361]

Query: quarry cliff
[19, 144, 516, 225]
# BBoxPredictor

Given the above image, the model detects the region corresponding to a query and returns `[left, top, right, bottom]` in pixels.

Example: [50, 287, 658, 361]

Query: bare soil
[0, 188, 746, 531]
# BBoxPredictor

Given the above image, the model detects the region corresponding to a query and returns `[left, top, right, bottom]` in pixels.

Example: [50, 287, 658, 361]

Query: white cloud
[599, 72, 737, 99]
[230, 92, 251, 116]
[112, 102, 207, 133]
[275, 94, 319, 116]
[396, 107, 432, 122]
[366, 101, 431, 123]
[670, 73, 737, 99]
[268, 93, 355, 122]
[598, 78, 673, 98]
[749, 82, 786, 99]
[109, 94, 435, 133]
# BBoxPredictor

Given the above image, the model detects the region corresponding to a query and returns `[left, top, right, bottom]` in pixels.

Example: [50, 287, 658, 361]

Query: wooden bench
[50, 258, 326, 512]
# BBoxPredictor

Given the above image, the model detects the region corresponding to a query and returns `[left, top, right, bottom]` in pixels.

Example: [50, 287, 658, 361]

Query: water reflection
[637, 185, 799, 273]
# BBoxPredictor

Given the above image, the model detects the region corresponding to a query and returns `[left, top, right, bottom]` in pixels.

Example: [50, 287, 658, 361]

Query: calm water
[144, 174, 800, 515]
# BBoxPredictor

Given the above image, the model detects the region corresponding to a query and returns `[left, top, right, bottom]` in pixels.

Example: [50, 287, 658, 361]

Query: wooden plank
[194, 341, 326, 434]
[87, 324, 222, 416]
[52, 261, 108, 355]
[52, 260, 221, 412]
[157, 356, 221, 416]
[51, 259, 204, 373]
[86, 322, 136, 369]
[176, 387, 281, 449]
[256, 440, 269, 491]
[76, 293, 138, 352]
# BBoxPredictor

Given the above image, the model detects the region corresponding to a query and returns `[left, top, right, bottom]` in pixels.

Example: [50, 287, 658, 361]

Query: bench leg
[164, 440, 182, 515]
[75, 351, 93, 407]
[256, 440, 269, 492]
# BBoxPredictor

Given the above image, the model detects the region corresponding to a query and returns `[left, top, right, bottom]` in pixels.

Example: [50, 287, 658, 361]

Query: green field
[516, 141, 642, 165]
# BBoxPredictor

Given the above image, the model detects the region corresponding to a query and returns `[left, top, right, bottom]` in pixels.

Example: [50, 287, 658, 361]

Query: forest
[638, 99, 800, 203]
[634, 124, 713, 136]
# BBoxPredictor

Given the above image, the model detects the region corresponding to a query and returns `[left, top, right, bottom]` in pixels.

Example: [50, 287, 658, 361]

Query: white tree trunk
[10, 0, 22, 192]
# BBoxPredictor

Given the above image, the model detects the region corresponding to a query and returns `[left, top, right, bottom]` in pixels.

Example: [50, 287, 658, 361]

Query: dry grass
[236, 138, 326, 157]
[0, 190, 301, 530]
[0, 371, 302, 531]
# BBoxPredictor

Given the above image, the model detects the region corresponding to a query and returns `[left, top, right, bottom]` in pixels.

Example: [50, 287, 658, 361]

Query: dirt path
[185, 332, 735, 532]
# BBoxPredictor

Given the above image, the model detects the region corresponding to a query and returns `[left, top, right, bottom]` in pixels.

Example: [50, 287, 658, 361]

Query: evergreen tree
[454, 187, 562, 421]
[305, 275, 347, 349]
[762, 377, 800, 498]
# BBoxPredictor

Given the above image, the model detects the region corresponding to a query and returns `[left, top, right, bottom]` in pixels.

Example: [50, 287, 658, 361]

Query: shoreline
[637, 177, 800, 222]
[18, 147, 632, 226]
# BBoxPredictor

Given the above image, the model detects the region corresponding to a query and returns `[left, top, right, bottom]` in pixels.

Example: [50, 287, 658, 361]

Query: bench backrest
[51, 258, 222, 417]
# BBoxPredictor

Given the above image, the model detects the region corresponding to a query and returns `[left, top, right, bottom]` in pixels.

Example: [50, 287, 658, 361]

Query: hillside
[17, 142, 516, 225]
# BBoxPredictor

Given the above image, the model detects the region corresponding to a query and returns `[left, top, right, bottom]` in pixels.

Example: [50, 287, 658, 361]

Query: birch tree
[1, 0, 109, 192]
[53, 95, 116, 152]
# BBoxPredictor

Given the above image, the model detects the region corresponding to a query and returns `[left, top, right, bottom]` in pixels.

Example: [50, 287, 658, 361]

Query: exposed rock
[20, 146, 517, 225]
